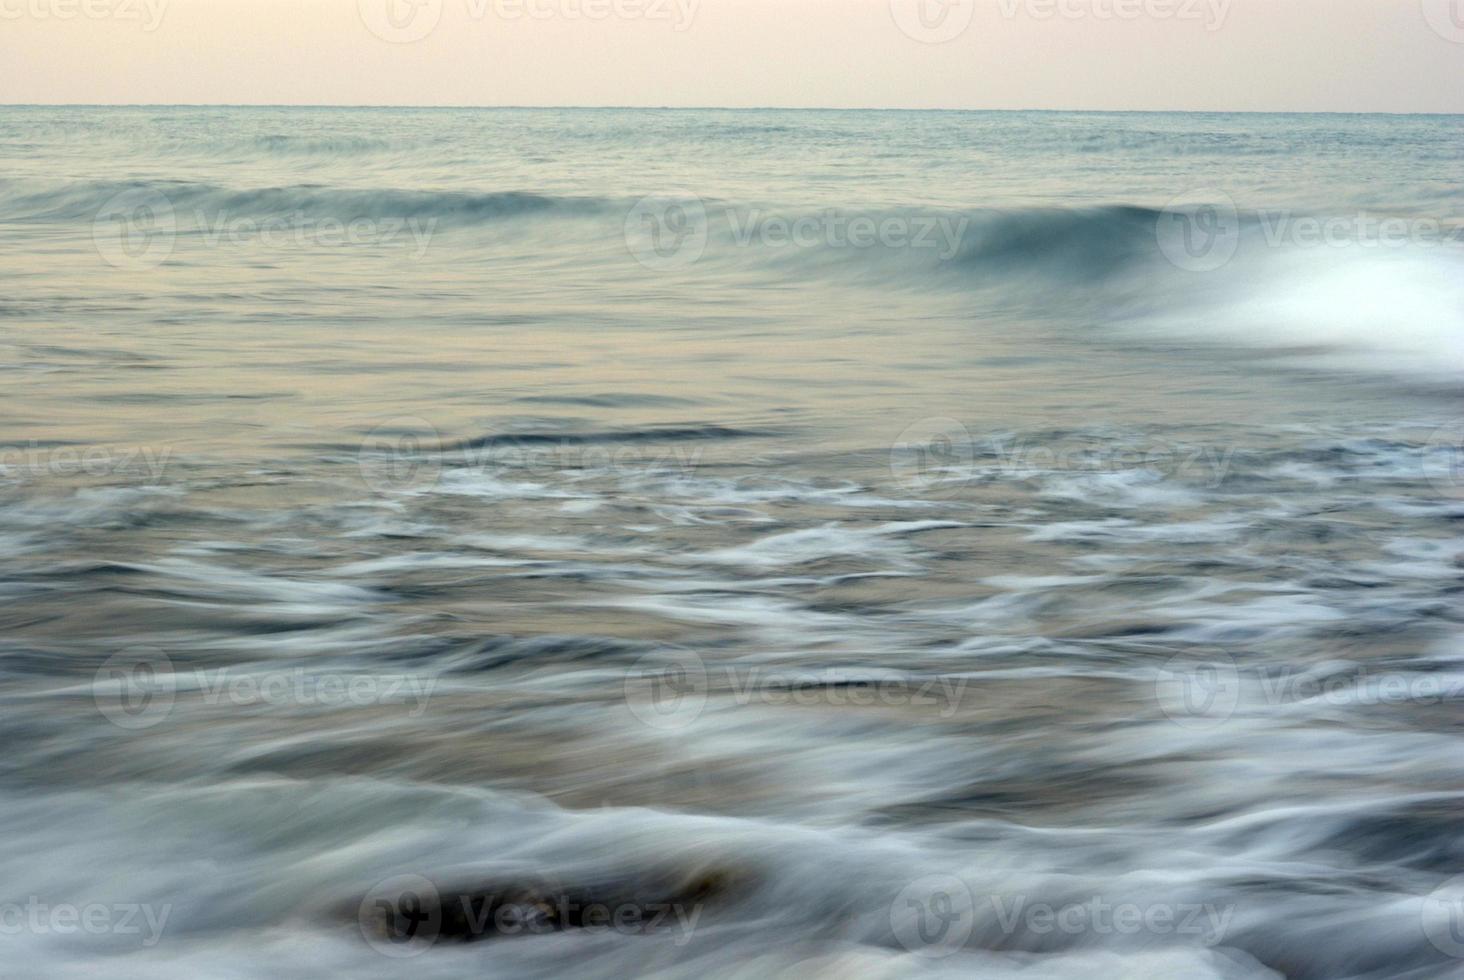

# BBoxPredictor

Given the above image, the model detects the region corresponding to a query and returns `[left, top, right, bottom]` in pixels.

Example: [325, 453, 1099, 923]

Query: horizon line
[3, 103, 1462, 116]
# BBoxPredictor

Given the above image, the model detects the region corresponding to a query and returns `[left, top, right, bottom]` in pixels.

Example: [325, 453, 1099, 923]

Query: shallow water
[1, 107, 1462, 978]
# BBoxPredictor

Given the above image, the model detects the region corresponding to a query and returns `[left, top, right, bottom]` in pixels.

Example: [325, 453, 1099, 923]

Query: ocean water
[1, 106, 1462, 978]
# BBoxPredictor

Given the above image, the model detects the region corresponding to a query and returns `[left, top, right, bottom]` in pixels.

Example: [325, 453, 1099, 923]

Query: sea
[0, 106, 1462, 978]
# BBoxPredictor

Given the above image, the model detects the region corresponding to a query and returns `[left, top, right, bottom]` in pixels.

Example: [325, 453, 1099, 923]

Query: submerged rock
[357, 865, 746, 948]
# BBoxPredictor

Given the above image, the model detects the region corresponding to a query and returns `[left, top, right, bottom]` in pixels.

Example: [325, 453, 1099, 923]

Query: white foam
[1128, 242, 1464, 382]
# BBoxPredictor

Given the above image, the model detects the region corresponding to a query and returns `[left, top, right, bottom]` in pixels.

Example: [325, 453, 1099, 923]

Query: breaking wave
[5, 176, 1461, 381]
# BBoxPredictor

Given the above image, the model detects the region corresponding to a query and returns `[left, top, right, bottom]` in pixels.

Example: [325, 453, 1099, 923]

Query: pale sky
[3, 0, 1462, 112]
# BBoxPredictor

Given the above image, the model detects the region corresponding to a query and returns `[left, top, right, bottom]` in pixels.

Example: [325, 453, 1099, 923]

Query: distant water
[1, 107, 1462, 979]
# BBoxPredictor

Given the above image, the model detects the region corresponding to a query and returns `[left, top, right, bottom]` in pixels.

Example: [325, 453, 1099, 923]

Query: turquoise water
[0, 107, 1462, 978]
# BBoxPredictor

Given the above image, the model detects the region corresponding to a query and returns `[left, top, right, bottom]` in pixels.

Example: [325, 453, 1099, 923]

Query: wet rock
[357, 865, 746, 947]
